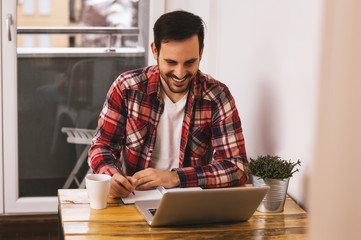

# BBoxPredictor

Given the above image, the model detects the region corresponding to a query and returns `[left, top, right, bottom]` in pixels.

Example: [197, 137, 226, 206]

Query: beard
[159, 70, 195, 94]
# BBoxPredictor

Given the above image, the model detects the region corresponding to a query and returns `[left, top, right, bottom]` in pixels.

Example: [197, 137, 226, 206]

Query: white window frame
[0, 5, 4, 215]
[2, 0, 58, 214]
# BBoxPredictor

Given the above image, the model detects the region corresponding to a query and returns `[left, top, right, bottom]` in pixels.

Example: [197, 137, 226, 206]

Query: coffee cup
[85, 174, 111, 209]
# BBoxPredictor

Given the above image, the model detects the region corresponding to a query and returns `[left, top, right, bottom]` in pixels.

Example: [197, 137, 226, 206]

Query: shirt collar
[146, 65, 160, 95]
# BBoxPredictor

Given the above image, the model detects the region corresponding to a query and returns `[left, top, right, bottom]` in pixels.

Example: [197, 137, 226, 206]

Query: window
[22, 0, 35, 15]
[38, 35, 51, 47]
[22, 35, 36, 47]
[38, 0, 51, 15]
[2, 0, 149, 213]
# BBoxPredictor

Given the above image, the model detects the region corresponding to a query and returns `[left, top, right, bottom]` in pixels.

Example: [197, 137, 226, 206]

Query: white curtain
[310, 0, 361, 239]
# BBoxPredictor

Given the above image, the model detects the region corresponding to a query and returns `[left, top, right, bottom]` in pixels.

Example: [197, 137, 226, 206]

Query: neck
[162, 86, 188, 103]
[159, 79, 189, 103]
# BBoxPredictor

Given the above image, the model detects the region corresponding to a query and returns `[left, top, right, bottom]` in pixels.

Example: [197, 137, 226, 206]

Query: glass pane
[17, 0, 146, 197]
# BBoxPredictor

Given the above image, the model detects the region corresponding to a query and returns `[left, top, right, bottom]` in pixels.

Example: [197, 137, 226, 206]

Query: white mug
[85, 174, 111, 209]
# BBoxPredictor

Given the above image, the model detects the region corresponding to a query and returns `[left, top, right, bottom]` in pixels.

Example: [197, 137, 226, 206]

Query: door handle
[6, 14, 14, 41]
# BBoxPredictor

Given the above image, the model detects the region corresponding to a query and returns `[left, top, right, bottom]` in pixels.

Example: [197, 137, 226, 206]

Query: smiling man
[154, 34, 201, 101]
[88, 10, 248, 198]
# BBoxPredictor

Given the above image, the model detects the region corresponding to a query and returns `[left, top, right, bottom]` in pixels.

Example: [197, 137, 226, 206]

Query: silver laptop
[135, 186, 270, 227]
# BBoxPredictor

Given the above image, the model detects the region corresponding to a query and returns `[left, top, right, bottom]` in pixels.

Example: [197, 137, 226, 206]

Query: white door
[0, 2, 7, 215]
[1, 0, 147, 214]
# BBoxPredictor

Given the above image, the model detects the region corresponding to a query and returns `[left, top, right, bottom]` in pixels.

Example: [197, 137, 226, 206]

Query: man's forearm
[173, 160, 248, 188]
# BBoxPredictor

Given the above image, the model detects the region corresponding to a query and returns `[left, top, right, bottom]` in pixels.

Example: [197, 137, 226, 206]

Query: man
[88, 10, 248, 198]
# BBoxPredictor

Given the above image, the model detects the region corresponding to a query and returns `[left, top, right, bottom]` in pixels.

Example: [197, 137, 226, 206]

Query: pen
[110, 153, 135, 195]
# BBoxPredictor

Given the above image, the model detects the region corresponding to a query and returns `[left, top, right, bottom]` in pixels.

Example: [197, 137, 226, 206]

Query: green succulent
[247, 155, 301, 180]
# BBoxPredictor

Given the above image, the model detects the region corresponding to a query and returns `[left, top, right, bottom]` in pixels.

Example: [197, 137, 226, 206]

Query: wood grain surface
[58, 188, 307, 240]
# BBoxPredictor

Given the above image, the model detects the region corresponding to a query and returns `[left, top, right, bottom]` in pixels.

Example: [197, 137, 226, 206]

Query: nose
[173, 65, 187, 79]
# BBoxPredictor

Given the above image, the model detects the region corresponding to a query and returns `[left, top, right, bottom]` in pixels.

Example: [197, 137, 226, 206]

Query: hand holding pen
[110, 154, 136, 196]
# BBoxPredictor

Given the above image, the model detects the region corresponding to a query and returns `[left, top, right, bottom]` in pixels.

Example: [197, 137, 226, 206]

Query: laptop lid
[135, 186, 270, 227]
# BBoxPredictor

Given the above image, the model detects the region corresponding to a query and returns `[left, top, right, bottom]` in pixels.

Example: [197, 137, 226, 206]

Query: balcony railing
[17, 26, 139, 35]
[17, 27, 145, 58]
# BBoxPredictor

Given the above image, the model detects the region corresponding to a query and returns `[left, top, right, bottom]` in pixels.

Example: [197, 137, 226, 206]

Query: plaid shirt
[88, 65, 248, 188]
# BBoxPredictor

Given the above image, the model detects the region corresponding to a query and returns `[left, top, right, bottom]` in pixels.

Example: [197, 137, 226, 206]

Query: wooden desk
[58, 189, 307, 239]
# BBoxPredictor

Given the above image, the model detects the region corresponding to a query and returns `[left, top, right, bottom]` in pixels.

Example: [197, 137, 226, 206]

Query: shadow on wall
[254, 79, 279, 156]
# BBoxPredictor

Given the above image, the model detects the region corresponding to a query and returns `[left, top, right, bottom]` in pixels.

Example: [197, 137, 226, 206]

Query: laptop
[135, 186, 270, 227]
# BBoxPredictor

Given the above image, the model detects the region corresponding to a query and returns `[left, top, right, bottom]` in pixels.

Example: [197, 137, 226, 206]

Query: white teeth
[172, 77, 186, 82]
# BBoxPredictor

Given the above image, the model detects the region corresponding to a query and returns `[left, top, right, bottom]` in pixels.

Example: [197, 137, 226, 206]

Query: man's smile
[167, 73, 192, 84]
[172, 76, 186, 83]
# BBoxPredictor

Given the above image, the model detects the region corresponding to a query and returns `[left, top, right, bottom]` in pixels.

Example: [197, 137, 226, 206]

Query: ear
[150, 42, 158, 60]
[199, 43, 205, 60]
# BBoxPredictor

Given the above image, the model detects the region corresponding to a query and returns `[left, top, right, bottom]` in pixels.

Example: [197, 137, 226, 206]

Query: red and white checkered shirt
[88, 65, 248, 188]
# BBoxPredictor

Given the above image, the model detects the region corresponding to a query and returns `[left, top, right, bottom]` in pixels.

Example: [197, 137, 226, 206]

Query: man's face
[151, 35, 204, 102]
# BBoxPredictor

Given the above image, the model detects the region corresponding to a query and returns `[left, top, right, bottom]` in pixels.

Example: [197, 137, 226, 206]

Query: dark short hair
[153, 10, 205, 54]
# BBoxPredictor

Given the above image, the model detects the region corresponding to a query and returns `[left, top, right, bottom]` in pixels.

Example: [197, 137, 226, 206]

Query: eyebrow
[164, 58, 198, 63]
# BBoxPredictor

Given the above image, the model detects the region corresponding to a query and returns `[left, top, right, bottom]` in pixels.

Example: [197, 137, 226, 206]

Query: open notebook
[121, 186, 202, 204]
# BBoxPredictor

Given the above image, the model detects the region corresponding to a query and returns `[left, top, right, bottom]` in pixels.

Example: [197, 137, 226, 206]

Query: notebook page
[121, 186, 203, 204]
[121, 189, 163, 204]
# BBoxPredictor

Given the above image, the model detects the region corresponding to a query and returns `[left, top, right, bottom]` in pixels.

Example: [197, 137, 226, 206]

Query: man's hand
[109, 173, 138, 198]
[132, 168, 180, 190]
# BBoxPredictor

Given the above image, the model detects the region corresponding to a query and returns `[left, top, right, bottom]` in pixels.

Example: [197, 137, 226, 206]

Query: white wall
[204, 1, 323, 207]
[149, 0, 324, 208]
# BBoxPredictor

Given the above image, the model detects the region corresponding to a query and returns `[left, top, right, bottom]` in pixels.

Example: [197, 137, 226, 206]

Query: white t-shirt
[150, 90, 188, 171]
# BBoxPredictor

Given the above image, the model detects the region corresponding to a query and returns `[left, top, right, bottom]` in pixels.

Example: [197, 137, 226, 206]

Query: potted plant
[247, 155, 301, 213]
